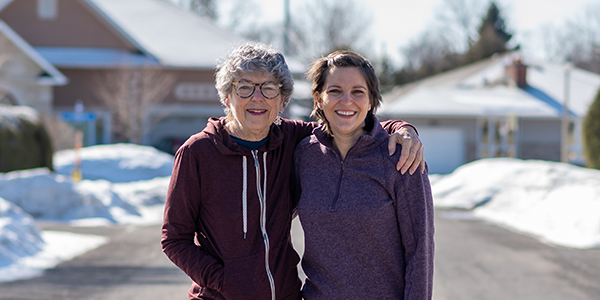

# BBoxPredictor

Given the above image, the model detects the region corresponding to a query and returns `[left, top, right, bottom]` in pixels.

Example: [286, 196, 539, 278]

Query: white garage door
[418, 127, 465, 174]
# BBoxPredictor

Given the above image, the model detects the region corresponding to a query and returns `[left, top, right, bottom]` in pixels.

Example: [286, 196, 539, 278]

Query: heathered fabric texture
[161, 116, 411, 300]
[293, 117, 435, 300]
[161, 117, 312, 300]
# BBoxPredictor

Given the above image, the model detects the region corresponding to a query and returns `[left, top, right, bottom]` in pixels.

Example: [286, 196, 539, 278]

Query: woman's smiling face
[225, 72, 284, 141]
[316, 67, 371, 141]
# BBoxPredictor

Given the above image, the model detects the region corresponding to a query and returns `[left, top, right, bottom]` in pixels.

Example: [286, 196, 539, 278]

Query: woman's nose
[340, 92, 352, 105]
[251, 85, 264, 102]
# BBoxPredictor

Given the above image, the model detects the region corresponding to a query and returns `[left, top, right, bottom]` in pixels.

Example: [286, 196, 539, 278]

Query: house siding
[0, 0, 135, 50]
[519, 119, 561, 161]
[0, 33, 52, 113]
[53, 68, 220, 109]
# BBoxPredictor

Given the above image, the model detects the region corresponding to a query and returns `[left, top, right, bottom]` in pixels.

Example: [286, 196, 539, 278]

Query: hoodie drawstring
[242, 156, 248, 239]
[242, 150, 275, 300]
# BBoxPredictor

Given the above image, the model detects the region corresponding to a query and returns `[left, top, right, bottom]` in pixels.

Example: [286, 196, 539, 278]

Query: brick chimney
[505, 57, 527, 88]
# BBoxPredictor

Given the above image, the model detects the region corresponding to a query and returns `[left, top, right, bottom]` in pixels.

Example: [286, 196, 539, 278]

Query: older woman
[294, 51, 434, 300]
[161, 42, 423, 300]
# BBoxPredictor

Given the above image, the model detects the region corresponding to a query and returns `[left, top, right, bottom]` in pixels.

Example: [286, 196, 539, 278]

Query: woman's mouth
[247, 109, 267, 115]
[336, 110, 356, 117]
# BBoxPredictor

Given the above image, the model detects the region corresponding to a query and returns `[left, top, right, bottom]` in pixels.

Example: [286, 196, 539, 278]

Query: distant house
[0, 0, 292, 152]
[0, 19, 66, 113]
[379, 52, 600, 174]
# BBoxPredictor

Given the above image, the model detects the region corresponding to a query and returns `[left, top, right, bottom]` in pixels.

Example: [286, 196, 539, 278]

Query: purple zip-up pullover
[293, 117, 435, 300]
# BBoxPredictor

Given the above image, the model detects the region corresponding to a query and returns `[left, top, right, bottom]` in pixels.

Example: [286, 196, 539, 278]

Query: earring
[274, 113, 282, 126]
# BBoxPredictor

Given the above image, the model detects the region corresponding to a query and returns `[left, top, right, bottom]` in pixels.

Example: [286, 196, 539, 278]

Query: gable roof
[0, 20, 67, 85]
[83, 0, 248, 69]
[380, 53, 600, 119]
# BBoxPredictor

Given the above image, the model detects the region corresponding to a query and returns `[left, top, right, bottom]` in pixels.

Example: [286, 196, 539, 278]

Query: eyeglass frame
[231, 80, 283, 99]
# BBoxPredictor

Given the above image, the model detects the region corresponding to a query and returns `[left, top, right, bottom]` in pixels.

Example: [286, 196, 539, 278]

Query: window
[37, 0, 57, 20]
[174, 83, 219, 101]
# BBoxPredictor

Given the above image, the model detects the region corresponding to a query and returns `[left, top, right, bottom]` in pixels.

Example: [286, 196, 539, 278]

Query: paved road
[0, 223, 192, 300]
[433, 210, 600, 300]
[0, 210, 599, 300]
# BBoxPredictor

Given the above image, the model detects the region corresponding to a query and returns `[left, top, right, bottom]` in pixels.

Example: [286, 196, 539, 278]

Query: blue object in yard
[61, 111, 96, 122]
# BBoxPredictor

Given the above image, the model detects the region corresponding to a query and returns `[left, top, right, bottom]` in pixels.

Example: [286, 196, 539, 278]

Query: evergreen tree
[583, 87, 600, 169]
[463, 1, 512, 64]
[376, 52, 396, 91]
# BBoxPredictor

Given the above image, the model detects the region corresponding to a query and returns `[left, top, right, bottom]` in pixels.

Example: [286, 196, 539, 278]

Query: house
[0, 0, 304, 152]
[378, 52, 600, 174]
[0, 19, 66, 112]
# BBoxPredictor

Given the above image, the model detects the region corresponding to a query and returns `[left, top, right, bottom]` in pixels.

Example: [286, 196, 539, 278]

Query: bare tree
[174, 0, 218, 21]
[434, 0, 490, 52]
[399, 28, 459, 80]
[217, 0, 260, 32]
[93, 67, 177, 144]
[289, 0, 374, 61]
[557, 3, 600, 73]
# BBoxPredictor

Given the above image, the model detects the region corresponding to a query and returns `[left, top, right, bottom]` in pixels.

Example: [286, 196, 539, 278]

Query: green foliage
[463, 1, 512, 64]
[391, 1, 513, 86]
[0, 105, 54, 172]
[583, 87, 600, 169]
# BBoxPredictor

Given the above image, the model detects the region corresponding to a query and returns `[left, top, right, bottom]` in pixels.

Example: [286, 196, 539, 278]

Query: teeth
[248, 109, 266, 113]
[337, 111, 355, 116]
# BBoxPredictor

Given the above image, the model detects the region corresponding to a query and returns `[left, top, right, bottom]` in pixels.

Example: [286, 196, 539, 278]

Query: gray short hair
[215, 42, 294, 115]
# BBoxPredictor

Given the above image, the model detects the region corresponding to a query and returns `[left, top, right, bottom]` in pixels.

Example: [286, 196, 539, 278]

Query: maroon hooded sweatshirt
[161, 117, 410, 300]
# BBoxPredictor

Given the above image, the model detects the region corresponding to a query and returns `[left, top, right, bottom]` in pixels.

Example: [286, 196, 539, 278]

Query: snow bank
[0, 197, 43, 268]
[0, 168, 115, 220]
[0, 143, 173, 282]
[54, 143, 174, 183]
[432, 158, 600, 248]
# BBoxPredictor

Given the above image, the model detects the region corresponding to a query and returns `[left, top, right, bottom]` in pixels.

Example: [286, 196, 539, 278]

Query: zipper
[251, 149, 276, 300]
[328, 156, 345, 212]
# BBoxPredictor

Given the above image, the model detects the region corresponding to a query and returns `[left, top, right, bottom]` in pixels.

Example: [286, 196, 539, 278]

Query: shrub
[0, 105, 53, 172]
[583, 87, 600, 169]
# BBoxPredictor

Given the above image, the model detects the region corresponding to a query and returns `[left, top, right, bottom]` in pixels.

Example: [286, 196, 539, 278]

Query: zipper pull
[252, 149, 259, 167]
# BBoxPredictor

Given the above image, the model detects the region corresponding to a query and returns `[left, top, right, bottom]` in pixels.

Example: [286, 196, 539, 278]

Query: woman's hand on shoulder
[388, 126, 425, 175]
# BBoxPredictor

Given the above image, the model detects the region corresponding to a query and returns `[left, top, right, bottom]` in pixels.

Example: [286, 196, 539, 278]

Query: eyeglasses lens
[235, 81, 280, 99]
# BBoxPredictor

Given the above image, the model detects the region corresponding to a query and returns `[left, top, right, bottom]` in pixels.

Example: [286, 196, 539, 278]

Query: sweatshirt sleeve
[394, 165, 435, 300]
[381, 119, 418, 135]
[161, 144, 224, 291]
[286, 119, 318, 146]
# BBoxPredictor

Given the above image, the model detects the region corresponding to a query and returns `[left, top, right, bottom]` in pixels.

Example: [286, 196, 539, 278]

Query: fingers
[399, 143, 418, 174]
[388, 136, 398, 156]
[408, 144, 425, 175]
[397, 142, 409, 172]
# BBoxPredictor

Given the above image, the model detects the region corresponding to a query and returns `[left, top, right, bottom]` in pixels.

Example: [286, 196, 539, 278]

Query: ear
[315, 92, 322, 110]
[224, 94, 231, 108]
[279, 97, 286, 109]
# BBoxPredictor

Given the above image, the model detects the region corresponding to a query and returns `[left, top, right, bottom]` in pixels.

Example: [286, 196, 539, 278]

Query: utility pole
[283, 0, 291, 55]
[561, 63, 571, 163]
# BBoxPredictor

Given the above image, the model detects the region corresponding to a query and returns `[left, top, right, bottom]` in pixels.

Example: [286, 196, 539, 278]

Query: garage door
[417, 127, 465, 174]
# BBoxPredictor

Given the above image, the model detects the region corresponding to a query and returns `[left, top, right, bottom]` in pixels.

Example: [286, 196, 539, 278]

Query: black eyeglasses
[232, 80, 282, 99]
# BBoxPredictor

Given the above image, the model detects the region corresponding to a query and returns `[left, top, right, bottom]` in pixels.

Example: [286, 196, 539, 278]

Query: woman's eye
[352, 90, 366, 95]
[327, 89, 342, 95]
